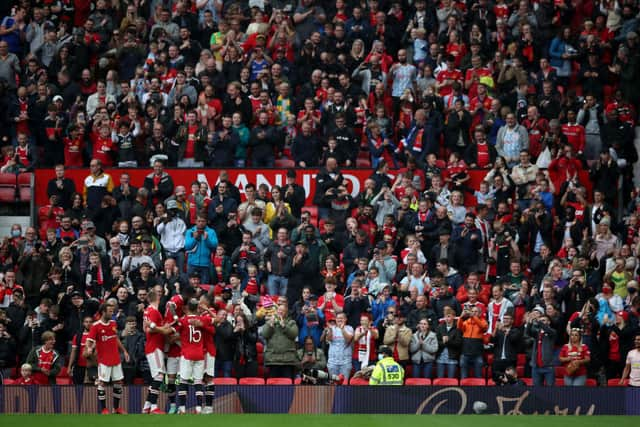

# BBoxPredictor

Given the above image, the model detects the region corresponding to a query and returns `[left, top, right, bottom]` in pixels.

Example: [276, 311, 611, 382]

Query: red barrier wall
[34, 168, 592, 208]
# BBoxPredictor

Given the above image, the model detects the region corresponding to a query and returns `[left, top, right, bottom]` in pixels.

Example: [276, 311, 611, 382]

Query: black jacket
[491, 327, 522, 362]
[436, 322, 463, 360]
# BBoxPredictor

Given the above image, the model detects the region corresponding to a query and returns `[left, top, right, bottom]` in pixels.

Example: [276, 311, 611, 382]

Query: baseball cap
[53, 95, 63, 103]
[82, 221, 95, 229]
[166, 199, 178, 210]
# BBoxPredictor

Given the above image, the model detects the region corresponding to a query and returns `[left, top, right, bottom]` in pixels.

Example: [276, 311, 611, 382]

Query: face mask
[628, 287, 637, 294]
[11, 230, 21, 238]
[378, 354, 384, 361]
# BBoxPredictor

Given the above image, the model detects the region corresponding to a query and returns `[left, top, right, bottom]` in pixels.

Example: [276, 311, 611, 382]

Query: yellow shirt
[369, 357, 404, 385]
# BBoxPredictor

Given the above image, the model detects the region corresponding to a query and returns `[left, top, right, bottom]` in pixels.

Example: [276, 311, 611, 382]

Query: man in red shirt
[435, 55, 462, 97]
[85, 303, 130, 414]
[142, 289, 175, 414]
[176, 298, 214, 414]
[63, 124, 85, 168]
[561, 109, 586, 156]
[91, 123, 116, 167]
[198, 294, 217, 414]
[67, 314, 95, 385]
[163, 286, 195, 413]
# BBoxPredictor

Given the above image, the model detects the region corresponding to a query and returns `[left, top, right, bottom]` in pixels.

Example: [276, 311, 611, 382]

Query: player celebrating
[142, 289, 176, 414]
[85, 303, 130, 414]
[164, 286, 196, 413]
[176, 298, 214, 414]
[198, 294, 217, 414]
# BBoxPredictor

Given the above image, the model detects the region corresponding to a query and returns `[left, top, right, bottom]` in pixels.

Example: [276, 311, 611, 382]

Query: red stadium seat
[3, 378, 16, 385]
[556, 378, 565, 386]
[214, 378, 238, 385]
[17, 172, 32, 202]
[349, 377, 369, 386]
[487, 379, 496, 386]
[266, 377, 292, 385]
[356, 158, 371, 168]
[56, 377, 72, 385]
[516, 366, 525, 378]
[432, 378, 459, 386]
[460, 378, 486, 386]
[517, 354, 527, 366]
[57, 367, 69, 378]
[274, 158, 295, 168]
[585, 379, 597, 387]
[239, 377, 265, 385]
[294, 377, 302, 385]
[521, 378, 533, 386]
[256, 341, 264, 354]
[404, 378, 431, 386]
[0, 173, 17, 203]
[608, 379, 628, 387]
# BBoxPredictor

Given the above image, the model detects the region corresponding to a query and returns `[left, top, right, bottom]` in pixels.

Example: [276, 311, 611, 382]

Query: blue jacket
[184, 226, 218, 267]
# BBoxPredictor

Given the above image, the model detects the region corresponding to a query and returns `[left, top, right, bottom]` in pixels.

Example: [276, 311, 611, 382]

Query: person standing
[142, 289, 175, 414]
[324, 312, 354, 379]
[369, 345, 405, 385]
[184, 215, 218, 284]
[559, 328, 591, 386]
[85, 303, 130, 414]
[527, 314, 557, 386]
[620, 334, 640, 387]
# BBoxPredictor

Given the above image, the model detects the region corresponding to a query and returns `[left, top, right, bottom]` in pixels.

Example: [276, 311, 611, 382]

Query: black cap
[375, 241, 386, 249]
[379, 345, 393, 357]
[70, 290, 84, 298]
[286, 169, 296, 178]
[189, 270, 201, 278]
[295, 240, 308, 246]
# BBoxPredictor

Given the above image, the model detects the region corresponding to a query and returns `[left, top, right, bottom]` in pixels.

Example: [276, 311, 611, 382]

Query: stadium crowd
[1, 0, 640, 412]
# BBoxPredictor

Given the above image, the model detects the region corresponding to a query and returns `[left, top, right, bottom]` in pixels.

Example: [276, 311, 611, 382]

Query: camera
[301, 369, 345, 385]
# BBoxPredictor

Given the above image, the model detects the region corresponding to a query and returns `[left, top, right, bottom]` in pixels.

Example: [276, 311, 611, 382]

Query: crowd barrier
[1, 384, 638, 415]
[33, 167, 593, 208]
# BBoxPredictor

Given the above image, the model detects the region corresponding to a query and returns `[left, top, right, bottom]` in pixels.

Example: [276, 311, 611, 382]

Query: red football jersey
[144, 305, 166, 355]
[200, 312, 216, 357]
[71, 332, 90, 367]
[87, 319, 121, 366]
[177, 315, 208, 361]
[32, 347, 56, 384]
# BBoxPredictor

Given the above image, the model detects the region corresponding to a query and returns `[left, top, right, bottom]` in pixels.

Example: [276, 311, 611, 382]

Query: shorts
[205, 353, 216, 377]
[179, 356, 205, 383]
[146, 349, 166, 380]
[97, 363, 124, 383]
[167, 356, 180, 376]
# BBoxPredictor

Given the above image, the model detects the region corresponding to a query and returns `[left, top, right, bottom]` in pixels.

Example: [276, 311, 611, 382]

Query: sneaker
[142, 408, 151, 414]
[113, 408, 126, 415]
[101, 408, 111, 415]
[150, 409, 166, 415]
[177, 407, 186, 415]
[195, 406, 202, 414]
[168, 404, 178, 414]
[201, 407, 213, 415]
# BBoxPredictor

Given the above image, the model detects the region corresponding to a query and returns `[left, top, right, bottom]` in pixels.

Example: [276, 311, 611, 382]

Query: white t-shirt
[626, 349, 640, 387]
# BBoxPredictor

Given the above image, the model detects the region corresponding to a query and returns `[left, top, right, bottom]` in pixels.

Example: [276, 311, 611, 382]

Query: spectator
[409, 318, 439, 378]
[262, 303, 299, 379]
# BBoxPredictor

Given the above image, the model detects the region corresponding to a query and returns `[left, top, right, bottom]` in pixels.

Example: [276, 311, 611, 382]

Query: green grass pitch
[0, 414, 637, 427]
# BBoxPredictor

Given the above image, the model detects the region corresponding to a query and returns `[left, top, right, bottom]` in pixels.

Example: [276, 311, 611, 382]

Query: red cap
[616, 311, 629, 322]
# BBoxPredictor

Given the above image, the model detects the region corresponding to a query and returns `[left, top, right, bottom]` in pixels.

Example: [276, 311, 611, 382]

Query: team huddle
[86, 288, 216, 414]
